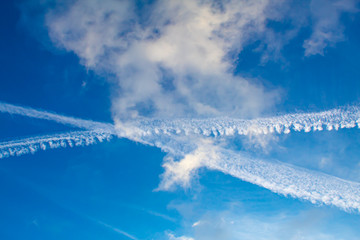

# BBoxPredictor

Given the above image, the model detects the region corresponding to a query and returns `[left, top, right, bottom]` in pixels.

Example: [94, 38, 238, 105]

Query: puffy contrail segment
[0, 131, 113, 159]
[124, 105, 360, 137]
[206, 148, 360, 212]
[0, 102, 114, 131]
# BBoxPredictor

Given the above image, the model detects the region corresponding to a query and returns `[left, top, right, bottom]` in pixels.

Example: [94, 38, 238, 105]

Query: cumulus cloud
[157, 139, 219, 190]
[43, 0, 359, 120]
[45, 0, 284, 119]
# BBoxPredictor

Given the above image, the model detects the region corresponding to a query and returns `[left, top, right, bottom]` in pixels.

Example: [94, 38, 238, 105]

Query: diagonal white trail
[205, 148, 360, 212]
[0, 102, 114, 131]
[0, 130, 113, 159]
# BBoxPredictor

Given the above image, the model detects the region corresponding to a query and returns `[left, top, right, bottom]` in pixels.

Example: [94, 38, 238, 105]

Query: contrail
[2, 101, 359, 139]
[94, 220, 138, 240]
[0, 102, 114, 131]
[204, 148, 360, 212]
[2, 102, 360, 212]
[0, 130, 113, 159]
[120, 105, 360, 138]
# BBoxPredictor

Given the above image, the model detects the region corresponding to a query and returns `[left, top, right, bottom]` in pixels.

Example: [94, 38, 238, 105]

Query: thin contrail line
[95, 220, 138, 240]
[0, 102, 114, 131]
[0, 130, 113, 159]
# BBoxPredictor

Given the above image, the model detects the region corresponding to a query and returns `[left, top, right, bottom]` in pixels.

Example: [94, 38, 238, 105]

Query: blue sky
[1, 0, 360, 239]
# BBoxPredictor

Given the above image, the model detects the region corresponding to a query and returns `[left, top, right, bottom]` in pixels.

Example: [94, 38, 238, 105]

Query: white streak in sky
[2, 101, 360, 212]
[120, 105, 360, 138]
[0, 130, 113, 159]
[0, 102, 114, 131]
[205, 148, 360, 213]
[95, 220, 138, 240]
[2, 101, 359, 140]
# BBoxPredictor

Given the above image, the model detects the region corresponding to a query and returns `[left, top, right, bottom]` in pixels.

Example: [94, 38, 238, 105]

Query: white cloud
[43, 0, 359, 120]
[17, 0, 360, 213]
[303, 0, 358, 56]
[157, 139, 219, 190]
[156, 136, 360, 212]
[168, 233, 194, 240]
[45, 0, 283, 119]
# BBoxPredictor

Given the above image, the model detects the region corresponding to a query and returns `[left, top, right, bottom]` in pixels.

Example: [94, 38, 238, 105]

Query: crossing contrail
[1, 101, 360, 212]
[2, 101, 360, 139]
[0, 130, 113, 159]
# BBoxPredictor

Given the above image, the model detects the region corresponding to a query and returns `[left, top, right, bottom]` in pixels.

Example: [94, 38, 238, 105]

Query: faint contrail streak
[205, 148, 360, 212]
[0, 102, 114, 131]
[94, 220, 138, 240]
[0, 130, 113, 159]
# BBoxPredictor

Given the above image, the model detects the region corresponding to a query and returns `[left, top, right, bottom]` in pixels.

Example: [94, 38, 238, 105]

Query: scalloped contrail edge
[2, 101, 360, 138]
[120, 105, 360, 138]
[206, 148, 360, 212]
[0, 130, 113, 159]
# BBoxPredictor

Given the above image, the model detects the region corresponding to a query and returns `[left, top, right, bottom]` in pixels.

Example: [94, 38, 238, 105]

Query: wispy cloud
[304, 0, 358, 56]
